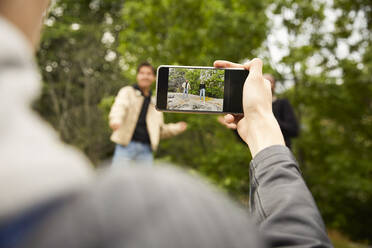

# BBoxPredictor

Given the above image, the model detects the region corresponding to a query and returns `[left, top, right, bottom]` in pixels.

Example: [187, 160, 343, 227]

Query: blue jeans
[112, 141, 153, 167]
[183, 88, 188, 97]
[199, 88, 205, 102]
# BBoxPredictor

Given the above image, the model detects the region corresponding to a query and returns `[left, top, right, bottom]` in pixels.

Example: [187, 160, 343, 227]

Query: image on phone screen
[167, 68, 224, 112]
[156, 66, 249, 114]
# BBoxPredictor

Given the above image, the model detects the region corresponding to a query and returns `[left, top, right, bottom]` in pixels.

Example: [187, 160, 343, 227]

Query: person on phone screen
[0, 1, 331, 246]
[199, 82, 206, 103]
[199, 70, 209, 103]
[108, 62, 187, 167]
[182, 79, 190, 98]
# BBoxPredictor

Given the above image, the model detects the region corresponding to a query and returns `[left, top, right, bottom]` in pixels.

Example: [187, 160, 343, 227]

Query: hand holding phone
[215, 59, 285, 157]
[156, 58, 285, 156]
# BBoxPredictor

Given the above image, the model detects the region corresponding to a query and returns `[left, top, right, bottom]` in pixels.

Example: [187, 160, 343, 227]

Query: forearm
[249, 145, 332, 248]
[243, 113, 285, 157]
[160, 123, 183, 139]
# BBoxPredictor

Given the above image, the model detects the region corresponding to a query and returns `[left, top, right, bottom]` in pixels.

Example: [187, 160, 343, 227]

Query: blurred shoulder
[117, 85, 136, 95]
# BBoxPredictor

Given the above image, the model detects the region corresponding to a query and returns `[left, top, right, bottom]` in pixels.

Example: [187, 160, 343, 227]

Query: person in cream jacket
[109, 62, 187, 166]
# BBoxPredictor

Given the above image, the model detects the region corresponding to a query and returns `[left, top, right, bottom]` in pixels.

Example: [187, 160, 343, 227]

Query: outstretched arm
[249, 145, 332, 247]
[214, 59, 332, 247]
[159, 113, 187, 139]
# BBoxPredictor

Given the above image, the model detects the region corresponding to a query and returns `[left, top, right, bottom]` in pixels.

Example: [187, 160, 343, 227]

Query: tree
[119, 0, 268, 73]
[270, 0, 372, 241]
[35, 0, 126, 162]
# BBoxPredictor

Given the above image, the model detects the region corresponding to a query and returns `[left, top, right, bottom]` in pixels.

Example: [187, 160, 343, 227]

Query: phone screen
[156, 66, 249, 114]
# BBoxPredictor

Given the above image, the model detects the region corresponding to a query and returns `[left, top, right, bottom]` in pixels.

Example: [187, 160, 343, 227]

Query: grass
[329, 230, 368, 248]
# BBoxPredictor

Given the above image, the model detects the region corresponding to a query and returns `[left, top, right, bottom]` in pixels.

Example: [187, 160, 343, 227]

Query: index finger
[243, 58, 263, 79]
[214, 60, 245, 69]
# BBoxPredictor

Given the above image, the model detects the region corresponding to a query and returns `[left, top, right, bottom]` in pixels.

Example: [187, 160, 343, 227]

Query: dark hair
[137, 62, 156, 75]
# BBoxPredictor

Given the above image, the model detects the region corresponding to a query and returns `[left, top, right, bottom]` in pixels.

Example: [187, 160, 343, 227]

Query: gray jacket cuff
[251, 145, 298, 169]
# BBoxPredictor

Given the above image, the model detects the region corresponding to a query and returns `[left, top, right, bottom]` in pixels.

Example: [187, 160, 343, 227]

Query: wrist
[242, 113, 285, 157]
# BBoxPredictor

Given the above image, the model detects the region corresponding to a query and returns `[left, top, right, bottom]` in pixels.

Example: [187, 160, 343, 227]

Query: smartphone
[156, 65, 249, 114]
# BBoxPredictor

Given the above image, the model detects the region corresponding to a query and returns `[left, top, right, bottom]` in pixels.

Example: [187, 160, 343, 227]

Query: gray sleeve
[249, 145, 333, 248]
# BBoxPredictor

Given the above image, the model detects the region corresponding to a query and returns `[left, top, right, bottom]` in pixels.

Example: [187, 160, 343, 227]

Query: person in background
[109, 62, 187, 167]
[263, 74, 299, 148]
[219, 73, 299, 149]
[199, 81, 206, 103]
[182, 79, 190, 98]
[0, 0, 332, 247]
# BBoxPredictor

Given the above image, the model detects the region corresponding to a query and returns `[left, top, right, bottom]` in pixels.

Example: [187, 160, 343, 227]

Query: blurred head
[263, 74, 275, 94]
[0, 0, 50, 51]
[136, 62, 156, 90]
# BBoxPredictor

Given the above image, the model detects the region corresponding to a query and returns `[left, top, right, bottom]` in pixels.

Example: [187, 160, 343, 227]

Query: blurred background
[34, 0, 372, 246]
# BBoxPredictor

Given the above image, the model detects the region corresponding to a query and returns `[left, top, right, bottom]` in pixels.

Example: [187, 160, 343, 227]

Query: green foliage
[35, 0, 126, 162]
[119, 0, 269, 76]
[169, 68, 224, 98]
[272, 0, 372, 241]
